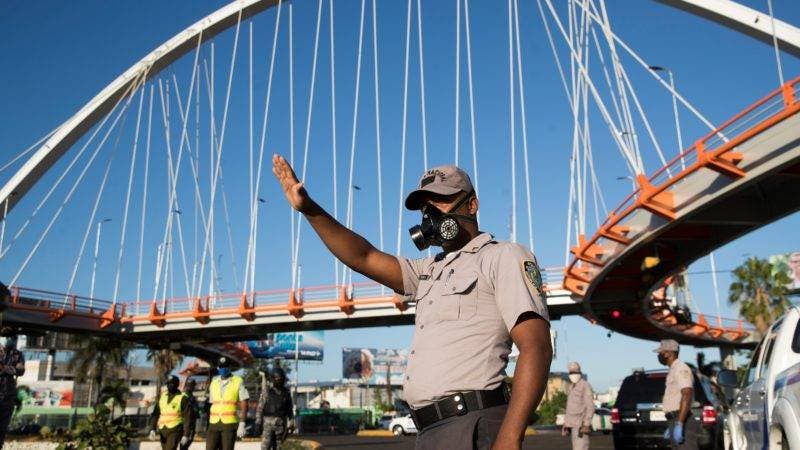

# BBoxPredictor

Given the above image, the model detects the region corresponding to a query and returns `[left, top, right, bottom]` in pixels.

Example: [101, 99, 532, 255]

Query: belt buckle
[451, 392, 468, 416]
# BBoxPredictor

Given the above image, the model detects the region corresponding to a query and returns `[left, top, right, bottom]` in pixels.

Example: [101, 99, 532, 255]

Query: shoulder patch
[522, 260, 544, 296]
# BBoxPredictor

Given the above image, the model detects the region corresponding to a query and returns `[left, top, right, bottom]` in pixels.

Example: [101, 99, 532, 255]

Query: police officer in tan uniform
[655, 339, 698, 450]
[273, 156, 552, 450]
[563, 362, 594, 450]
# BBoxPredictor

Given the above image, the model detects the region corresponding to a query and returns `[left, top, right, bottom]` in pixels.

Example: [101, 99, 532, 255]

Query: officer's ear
[468, 195, 479, 216]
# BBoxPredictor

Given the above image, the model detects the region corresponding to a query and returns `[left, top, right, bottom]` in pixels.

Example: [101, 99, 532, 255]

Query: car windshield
[615, 372, 667, 410]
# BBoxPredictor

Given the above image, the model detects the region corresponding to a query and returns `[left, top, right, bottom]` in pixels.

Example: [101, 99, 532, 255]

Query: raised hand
[272, 154, 312, 213]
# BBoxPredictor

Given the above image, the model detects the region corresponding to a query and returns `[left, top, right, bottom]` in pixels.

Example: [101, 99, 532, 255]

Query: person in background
[206, 357, 248, 450]
[0, 288, 24, 450]
[180, 379, 199, 450]
[655, 339, 698, 450]
[562, 362, 594, 450]
[255, 368, 294, 450]
[149, 375, 191, 450]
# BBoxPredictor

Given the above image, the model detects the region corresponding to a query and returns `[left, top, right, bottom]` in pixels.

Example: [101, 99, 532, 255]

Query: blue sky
[1, 0, 799, 392]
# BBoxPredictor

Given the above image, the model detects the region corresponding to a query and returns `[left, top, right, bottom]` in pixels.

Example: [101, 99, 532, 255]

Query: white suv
[389, 414, 418, 436]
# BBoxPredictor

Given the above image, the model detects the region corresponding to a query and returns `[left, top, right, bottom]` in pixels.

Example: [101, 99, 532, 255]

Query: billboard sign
[247, 331, 324, 361]
[342, 348, 407, 384]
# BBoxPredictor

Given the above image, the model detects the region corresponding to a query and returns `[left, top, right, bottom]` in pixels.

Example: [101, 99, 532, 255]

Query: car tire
[393, 425, 404, 436]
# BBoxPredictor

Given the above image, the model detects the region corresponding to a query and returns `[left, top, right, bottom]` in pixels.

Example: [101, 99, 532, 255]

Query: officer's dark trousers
[666, 417, 700, 450]
[159, 427, 182, 450]
[0, 394, 15, 449]
[415, 404, 507, 450]
[205, 422, 238, 450]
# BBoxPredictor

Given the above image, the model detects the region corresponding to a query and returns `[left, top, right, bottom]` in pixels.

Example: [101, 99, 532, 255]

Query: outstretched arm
[272, 154, 403, 292]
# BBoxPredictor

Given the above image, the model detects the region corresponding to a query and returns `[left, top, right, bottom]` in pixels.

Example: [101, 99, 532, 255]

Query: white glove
[149, 430, 158, 441]
[180, 436, 189, 446]
[236, 421, 246, 438]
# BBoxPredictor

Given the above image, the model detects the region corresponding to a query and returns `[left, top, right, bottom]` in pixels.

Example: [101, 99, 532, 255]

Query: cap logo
[420, 175, 437, 187]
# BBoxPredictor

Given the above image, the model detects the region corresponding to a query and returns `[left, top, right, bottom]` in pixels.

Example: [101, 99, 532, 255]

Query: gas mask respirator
[408, 192, 476, 251]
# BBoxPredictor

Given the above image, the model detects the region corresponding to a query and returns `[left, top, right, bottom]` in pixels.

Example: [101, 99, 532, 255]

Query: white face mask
[569, 373, 582, 384]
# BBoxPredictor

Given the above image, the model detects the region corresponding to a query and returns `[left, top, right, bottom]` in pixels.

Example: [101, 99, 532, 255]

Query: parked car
[389, 414, 418, 436]
[378, 413, 396, 430]
[555, 408, 613, 434]
[611, 368, 727, 449]
[718, 306, 800, 450]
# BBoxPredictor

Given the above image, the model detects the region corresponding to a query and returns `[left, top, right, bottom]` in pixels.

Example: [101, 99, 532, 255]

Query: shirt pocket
[438, 272, 478, 321]
[413, 279, 435, 316]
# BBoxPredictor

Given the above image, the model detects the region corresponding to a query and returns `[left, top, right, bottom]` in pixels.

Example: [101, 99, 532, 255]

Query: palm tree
[67, 336, 134, 407]
[99, 378, 130, 419]
[728, 256, 792, 335]
[146, 349, 183, 400]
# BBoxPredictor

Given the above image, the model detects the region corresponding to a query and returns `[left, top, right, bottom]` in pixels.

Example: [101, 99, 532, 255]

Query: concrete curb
[356, 429, 396, 437]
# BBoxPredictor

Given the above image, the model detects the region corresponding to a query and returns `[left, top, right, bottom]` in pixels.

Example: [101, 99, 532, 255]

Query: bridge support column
[720, 346, 736, 370]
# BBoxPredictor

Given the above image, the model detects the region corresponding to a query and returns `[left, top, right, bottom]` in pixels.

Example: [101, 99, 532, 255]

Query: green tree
[98, 378, 130, 419]
[536, 391, 567, 425]
[147, 348, 183, 400]
[56, 405, 135, 450]
[67, 336, 134, 407]
[729, 257, 791, 335]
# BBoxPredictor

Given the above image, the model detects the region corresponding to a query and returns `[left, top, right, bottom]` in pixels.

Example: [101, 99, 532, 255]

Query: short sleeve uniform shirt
[662, 359, 693, 413]
[397, 232, 549, 408]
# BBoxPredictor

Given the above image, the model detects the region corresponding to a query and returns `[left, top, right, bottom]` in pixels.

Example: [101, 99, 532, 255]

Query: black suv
[611, 368, 727, 449]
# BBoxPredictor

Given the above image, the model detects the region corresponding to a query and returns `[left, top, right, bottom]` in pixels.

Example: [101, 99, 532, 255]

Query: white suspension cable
[341, 0, 367, 286]
[618, 67, 670, 173]
[136, 86, 154, 311]
[507, 0, 517, 244]
[709, 252, 723, 326]
[513, 0, 534, 251]
[11, 75, 142, 285]
[197, 10, 243, 298]
[766, 0, 785, 86]
[0, 126, 60, 174]
[289, 3, 296, 286]
[416, 0, 429, 170]
[454, 0, 461, 166]
[575, 0, 720, 137]
[371, 0, 384, 256]
[542, 0, 640, 175]
[396, 0, 412, 257]
[330, 0, 340, 286]
[111, 80, 147, 303]
[247, 0, 283, 297]
[291, 0, 324, 290]
[463, 0, 480, 214]
[61, 79, 141, 295]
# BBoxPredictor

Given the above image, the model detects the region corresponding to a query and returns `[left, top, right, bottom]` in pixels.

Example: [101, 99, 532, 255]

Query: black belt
[664, 411, 691, 420]
[410, 383, 510, 432]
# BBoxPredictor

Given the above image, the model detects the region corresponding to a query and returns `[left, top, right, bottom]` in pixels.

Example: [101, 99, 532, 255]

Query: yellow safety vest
[157, 392, 185, 429]
[209, 376, 243, 424]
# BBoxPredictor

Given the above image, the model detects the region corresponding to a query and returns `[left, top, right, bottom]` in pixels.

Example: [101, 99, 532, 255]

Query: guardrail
[564, 75, 800, 343]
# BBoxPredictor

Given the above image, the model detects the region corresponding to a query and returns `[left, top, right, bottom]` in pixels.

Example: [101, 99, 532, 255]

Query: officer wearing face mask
[150, 375, 191, 450]
[206, 357, 249, 450]
[655, 339, 697, 450]
[272, 156, 552, 450]
[562, 362, 594, 450]
[180, 379, 199, 450]
[0, 324, 24, 449]
[255, 367, 293, 450]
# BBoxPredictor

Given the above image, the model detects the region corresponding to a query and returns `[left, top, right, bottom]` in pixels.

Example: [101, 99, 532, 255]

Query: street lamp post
[89, 218, 112, 306]
[648, 66, 685, 170]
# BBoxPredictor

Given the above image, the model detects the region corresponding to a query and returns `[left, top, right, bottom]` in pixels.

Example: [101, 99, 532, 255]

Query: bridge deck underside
[586, 114, 800, 348]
